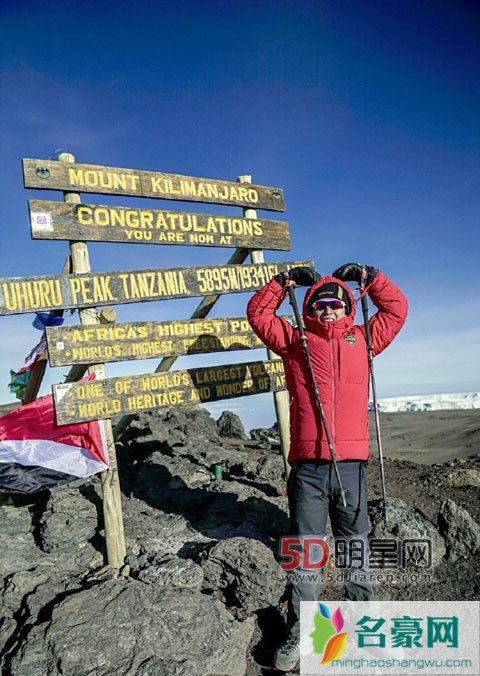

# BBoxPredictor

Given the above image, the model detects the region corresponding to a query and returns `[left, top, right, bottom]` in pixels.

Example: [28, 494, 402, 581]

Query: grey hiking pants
[286, 460, 374, 636]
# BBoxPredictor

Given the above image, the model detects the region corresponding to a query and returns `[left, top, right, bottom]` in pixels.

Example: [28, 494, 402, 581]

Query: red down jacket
[246, 272, 408, 463]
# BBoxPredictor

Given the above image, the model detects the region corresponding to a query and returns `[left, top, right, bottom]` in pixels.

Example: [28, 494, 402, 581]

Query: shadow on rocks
[130, 458, 288, 544]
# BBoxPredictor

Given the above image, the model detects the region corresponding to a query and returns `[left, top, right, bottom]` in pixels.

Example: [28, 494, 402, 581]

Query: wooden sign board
[23, 159, 285, 211]
[0, 260, 312, 316]
[28, 200, 291, 251]
[46, 315, 295, 366]
[53, 359, 286, 425]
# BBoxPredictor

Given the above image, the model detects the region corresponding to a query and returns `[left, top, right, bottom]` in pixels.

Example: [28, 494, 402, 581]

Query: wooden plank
[19, 350, 48, 404]
[46, 315, 295, 366]
[28, 200, 291, 251]
[23, 159, 286, 211]
[0, 260, 312, 315]
[0, 402, 21, 417]
[53, 359, 287, 425]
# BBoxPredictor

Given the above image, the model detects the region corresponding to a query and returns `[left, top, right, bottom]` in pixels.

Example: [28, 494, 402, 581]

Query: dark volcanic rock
[38, 486, 99, 552]
[125, 407, 220, 449]
[136, 554, 204, 589]
[442, 468, 480, 488]
[369, 497, 446, 566]
[0, 505, 41, 578]
[8, 580, 254, 676]
[438, 498, 480, 561]
[226, 449, 287, 498]
[217, 411, 247, 439]
[249, 424, 280, 448]
[122, 501, 205, 558]
[37, 485, 103, 572]
[2, 406, 480, 676]
[202, 536, 284, 612]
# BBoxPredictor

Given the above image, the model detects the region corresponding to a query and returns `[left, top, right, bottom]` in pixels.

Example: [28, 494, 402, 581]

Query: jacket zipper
[330, 338, 336, 460]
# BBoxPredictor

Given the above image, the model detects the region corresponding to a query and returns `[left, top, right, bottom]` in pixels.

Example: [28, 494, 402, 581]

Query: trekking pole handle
[361, 294, 373, 355]
[359, 268, 374, 359]
[287, 282, 306, 337]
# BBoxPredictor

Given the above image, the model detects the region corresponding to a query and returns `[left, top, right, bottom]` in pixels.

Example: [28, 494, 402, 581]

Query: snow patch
[371, 392, 480, 412]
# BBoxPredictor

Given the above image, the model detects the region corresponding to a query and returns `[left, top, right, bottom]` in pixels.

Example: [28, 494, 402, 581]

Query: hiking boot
[273, 633, 300, 672]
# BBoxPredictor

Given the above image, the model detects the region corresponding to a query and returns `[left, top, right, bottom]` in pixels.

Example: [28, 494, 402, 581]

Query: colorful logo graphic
[310, 603, 348, 665]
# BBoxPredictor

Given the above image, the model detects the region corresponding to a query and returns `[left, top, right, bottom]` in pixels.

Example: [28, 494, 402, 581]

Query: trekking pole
[287, 282, 347, 508]
[359, 273, 388, 525]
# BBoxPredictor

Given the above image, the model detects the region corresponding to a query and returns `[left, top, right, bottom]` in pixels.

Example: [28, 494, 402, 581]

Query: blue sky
[1, 0, 479, 430]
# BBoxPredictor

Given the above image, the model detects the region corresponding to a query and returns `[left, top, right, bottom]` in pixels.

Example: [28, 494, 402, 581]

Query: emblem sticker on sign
[31, 212, 53, 232]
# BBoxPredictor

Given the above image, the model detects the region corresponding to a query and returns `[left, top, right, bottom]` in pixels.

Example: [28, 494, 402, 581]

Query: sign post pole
[238, 175, 291, 479]
[20, 256, 71, 405]
[59, 152, 126, 569]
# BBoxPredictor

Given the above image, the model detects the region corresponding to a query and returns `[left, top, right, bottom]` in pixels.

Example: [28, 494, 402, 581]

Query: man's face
[312, 299, 347, 322]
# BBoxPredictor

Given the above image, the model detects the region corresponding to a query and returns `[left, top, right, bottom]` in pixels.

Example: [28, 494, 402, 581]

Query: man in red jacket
[247, 263, 408, 672]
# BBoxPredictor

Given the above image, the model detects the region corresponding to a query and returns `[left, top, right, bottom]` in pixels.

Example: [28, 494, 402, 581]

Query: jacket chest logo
[344, 334, 356, 347]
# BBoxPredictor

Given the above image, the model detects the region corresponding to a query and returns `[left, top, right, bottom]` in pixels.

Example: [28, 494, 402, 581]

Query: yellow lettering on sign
[189, 233, 214, 245]
[74, 205, 266, 241]
[77, 206, 93, 225]
[69, 277, 93, 304]
[150, 177, 165, 193]
[126, 390, 185, 411]
[69, 325, 149, 343]
[181, 180, 196, 196]
[1, 279, 63, 312]
[71, 345, 122, 360]
[147, 176, 260, 204]
[125, 230, 153, 241]
[118, 271, 187, 300]
[158, 232, 186, 243]
[131, 340, 173, 357]
[194, 264, 280, 295]
[75, 382, 104, 399]
[215, 382, 243, 397]
[140, 212, 154, 228]
[193, 365, 244, 386]
[68, 169, 139, 191]
[78, 399, 121, 418]
[92, 275, 113, 302]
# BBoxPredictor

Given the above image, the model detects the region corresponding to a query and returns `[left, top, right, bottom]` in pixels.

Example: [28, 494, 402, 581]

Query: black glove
[275, 266, 321, 287]
[332, 263, 377, 287]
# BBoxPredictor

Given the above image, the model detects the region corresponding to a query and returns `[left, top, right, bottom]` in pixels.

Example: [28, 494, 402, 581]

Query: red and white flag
[0, 392, 109, 494]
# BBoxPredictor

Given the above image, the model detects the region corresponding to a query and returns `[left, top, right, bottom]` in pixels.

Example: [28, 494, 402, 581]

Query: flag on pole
[0, 392, 109, 494]
[33, 310, 65, 331]
[8, 338, 48, 398]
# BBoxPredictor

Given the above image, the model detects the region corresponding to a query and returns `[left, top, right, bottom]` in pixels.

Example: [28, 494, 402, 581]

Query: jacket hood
[303, 276, 356, 336]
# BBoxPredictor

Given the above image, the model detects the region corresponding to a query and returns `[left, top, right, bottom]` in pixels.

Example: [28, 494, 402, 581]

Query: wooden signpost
[28, 200, 291, 250]
[0, 260, 310, 315]
[23, 159, 286, 210]
[11, 151, 312, 571]
[53, 359, 286, 425]
[239, 174, 293, 477]
[46, 315, 294, 366]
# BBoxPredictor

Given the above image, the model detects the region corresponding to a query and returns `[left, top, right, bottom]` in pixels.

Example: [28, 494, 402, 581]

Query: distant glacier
[371, 392, 480, 412]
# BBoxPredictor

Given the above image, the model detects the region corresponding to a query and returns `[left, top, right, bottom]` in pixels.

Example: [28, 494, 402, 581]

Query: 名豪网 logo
[310, 603, 348, 665]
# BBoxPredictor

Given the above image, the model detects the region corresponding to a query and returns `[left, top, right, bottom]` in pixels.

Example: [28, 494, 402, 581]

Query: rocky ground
[1, 407, 479, 675]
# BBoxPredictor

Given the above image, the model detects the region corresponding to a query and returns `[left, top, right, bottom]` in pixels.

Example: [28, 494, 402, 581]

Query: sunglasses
[312, 299, 346, 311]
